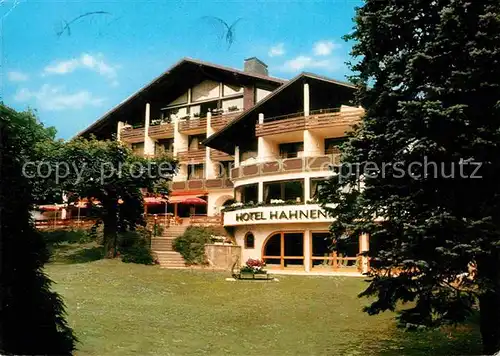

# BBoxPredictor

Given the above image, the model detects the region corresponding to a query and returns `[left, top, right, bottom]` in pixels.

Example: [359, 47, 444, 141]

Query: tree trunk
[103, 197, 118, 258]
[477, 256, 500, 355]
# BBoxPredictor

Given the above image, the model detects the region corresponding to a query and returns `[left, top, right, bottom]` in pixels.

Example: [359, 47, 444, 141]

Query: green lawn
[46, 244, 481, 356]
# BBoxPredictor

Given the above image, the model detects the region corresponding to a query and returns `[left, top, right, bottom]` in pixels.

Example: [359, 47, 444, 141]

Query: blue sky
[3, 0, 361, 139]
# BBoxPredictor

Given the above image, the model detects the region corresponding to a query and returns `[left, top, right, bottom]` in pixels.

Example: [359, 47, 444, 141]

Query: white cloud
[43, 53, 119, 85]
[313, 40, 341, 56]
[14, 84, 105, 111]
[280, 55, 342, 72]
[268, 43, 285, 57]
[7, 70, 29, 82]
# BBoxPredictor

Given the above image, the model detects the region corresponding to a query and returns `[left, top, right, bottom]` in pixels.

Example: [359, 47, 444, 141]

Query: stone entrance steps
[153, 251, 186, 268]
[152, 225, 188, 268]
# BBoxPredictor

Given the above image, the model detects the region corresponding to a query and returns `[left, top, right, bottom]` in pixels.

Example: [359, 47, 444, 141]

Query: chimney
[244, 57, 268, 76]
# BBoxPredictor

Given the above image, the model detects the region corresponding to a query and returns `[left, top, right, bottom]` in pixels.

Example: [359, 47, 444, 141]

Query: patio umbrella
[182, 197, 207, 205]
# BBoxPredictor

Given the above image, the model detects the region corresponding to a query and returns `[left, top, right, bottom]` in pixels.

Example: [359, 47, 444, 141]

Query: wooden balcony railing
[149, 123, 174, 139]
[210, 112, 241, 131]
[255, 108, 364, 137]
[210, 149, 233, 161]
[176, 147, 206, 162]
[35, 218, 98, 230]
[230, 154, 340, 180]
[178, 117, 207, 133]
[121, 126, 145, 143]
[189, 214, 223, 226]
[171, 178, 233, 192]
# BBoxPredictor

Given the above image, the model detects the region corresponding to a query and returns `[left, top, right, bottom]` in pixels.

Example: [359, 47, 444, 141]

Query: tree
[0, 105, 76, 354]
[32, 137, 175, 258]
[319, 1, 500, 353]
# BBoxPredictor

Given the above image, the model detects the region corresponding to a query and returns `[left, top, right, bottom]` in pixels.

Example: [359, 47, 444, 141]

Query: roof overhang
[75, 58, 286, 139]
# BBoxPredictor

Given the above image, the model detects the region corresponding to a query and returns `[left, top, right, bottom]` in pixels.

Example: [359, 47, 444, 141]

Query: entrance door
[262, 232, 304, 269]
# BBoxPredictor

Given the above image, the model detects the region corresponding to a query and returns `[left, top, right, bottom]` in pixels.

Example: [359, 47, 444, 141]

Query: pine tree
[0, 105, 76, 354]
[319, 1, 500, 353]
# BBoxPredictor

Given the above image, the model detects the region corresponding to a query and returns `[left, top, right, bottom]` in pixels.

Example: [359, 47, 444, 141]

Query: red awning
[167, 196, 207, 205]
[144, 197, 167, 206]
[37, 204, 64, 211]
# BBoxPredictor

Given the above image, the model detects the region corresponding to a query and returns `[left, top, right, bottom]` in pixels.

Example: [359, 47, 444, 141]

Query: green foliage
[319, 1, 500, 353]
[31, 136, 176, 258]
[117, 228, 154, 265]
[0, 104, 76, 354]
[173, 226, 220, 265]
[152, 222, 164, 237]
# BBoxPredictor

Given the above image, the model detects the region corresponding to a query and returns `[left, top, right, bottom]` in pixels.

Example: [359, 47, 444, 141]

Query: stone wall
[205, 244, 241, 270]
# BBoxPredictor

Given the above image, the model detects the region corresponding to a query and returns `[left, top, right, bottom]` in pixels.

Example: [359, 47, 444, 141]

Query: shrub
[117, 227, 154, 265]
[173, 226, 222, 265]
[41, 228, 95, 245]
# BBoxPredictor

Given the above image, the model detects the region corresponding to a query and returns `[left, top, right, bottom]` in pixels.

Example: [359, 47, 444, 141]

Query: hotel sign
[224, 204, 335, 226]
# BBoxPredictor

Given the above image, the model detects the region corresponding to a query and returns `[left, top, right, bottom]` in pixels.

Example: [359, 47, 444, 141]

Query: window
[239, 139, 258, 162]
[325, 138, 346, 154]
[188, 134, 206, 150]
[131, 142, 144, 156]
[187, 164, 204, 180]
[244, 233, 255, 249]
[155, 139, 174, 155]
[200, 100, 220, 117]
[263, 179, 304, 203]
[235, 183, 258, 204]
[216, 161, 233, 178]
[279, 142, 304, 158]
[310, 177, 328, 201]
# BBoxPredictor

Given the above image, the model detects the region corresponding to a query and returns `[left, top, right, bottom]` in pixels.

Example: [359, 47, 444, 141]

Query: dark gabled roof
[75, 57, 286, 139]
[203, 72, 356, 153]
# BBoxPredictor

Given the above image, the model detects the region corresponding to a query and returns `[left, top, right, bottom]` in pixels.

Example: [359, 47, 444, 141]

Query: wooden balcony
[176, 147, 206, 163]
[230, 154, 340, 181]
[178, 117, 207, 134]
[120, 126, 145, 143]
[255, 108, 364, 137]
[171, 178, 233, 192]
[210, 112, 241, 131]
[210, 149, 234, 161]
[149, 123, 174, 139]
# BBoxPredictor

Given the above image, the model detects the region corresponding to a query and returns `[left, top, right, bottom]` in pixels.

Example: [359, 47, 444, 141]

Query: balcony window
[310, 177, 328, 201]
[200, 100, 220, 118]
[279, 142, 304, 159]
[263, 179, 304, 203]
[187, 164, 205, 180]
[216, 161, 233, 179]
[240, 140, 258, 163]
[155, 139, 174, 156]
[325, 138, 346, 155]
[188, 134, 206, 150]
[131, 142, 144, 156]
[235, 183, 258, 204]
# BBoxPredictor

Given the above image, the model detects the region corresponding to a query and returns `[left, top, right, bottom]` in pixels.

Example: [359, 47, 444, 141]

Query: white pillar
[258, 181, 264, 203]
[61, 192, 68, 220]
[234, 146, 240, 167]
[359, 233, 370, 274]
[304, 230, 311, 272]
[258, 113, 264, 124]
[116, 121, 125, 142]
[205, 111, 215, 179]
[304, 83, 310, 117]
[173, 113, 188, 181]
[304, 176, 311, 203]
[144, 103, 155, 156]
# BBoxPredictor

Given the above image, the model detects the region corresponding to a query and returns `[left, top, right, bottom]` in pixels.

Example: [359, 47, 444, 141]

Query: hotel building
[79, 57, 369, 274]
